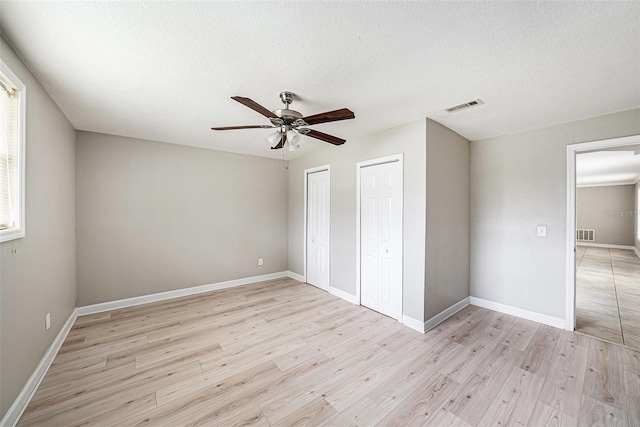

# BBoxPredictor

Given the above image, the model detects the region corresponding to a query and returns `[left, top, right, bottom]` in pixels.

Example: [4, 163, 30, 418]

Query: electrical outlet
[537, 226, 547, 237]
[258, 258, 264, 266]
[45, 313, 51, 330]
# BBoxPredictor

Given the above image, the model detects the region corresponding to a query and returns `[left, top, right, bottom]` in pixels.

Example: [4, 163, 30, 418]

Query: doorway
[566, 135, 640, 350]
[305, 165, 330, 291]
[356, 154, 403, 321]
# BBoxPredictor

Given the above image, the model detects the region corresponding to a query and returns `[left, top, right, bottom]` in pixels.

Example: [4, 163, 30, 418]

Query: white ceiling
[577, 148, 640, 187]
[1, 1, 639, 159]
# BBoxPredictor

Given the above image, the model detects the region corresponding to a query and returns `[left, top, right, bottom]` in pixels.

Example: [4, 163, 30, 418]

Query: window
[0, 59, 25, 243]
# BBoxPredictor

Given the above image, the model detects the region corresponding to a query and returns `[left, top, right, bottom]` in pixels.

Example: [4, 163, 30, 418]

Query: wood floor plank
[476, 366, 545, 427]
[155, 360, 279, 407]
[259, 345, 391, 424]
[21, 360, 203, 424]
[527, 401, 578, 427]
[270, 396, 337, 427]
[374, 373, 461, 426]
[578, 394, 628, 426]
[438, 323, 508, 384]
[322, 397, 388, 427]
[583, 338, 627, 410]
[537, 330, 589, 418]
[624, 369, 640, 426]
[16, 278, 640, 426]
[427, 408, 474, 427]
[444, 342, 516, 426]
[324, 336, 433, 412]
[519, 325, 561, 376]
[368, 338, 461, 412]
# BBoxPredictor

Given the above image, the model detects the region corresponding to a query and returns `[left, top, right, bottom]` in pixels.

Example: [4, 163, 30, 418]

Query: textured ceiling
[1, 1, 639, 159]
[577, 149, 640, 187]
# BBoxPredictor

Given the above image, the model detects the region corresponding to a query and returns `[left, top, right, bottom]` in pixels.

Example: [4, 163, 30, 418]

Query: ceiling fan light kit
[211, 91, 354, 151]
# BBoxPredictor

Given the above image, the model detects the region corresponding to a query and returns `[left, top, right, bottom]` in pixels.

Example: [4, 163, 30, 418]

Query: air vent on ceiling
[445, 98, 484, 113]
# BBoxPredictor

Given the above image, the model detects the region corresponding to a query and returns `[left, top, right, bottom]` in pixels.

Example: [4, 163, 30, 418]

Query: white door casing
[358, 155, 403, 320]
[565, 135, 640, 331]
[306, 168, 330, 291]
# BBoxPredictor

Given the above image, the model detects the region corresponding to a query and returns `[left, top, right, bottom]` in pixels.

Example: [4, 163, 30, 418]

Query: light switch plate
[537, 226, 547, 237]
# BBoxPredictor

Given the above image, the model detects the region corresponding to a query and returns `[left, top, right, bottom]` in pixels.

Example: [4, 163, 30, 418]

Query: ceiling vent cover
[445, 98, 484, 113]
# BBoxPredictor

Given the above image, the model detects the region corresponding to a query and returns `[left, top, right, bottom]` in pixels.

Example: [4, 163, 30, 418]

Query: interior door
[306, 169, 330, 290]
[360, 160, 402, 319]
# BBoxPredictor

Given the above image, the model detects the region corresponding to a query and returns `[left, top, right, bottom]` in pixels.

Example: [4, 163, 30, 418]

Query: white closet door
[306, 170, 330, 290]
[360, 161, 402, 320]
[360, 166, 380, 311]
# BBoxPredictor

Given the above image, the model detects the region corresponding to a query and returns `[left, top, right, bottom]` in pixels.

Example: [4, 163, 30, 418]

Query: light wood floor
[19, 278, 640, 426]
[576, 246, 640, 350]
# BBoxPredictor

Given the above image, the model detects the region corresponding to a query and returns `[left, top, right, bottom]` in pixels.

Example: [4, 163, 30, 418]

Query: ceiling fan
[211, 92, 355, 151]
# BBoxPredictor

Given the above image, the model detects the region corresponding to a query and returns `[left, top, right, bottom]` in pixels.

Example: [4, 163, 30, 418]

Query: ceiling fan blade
[271, 133, 287, 149]
[304, 129, 346, 146]
[302, 108, 355, 126]
[211, 125, 274, 130]
[231, 96, 276, 119]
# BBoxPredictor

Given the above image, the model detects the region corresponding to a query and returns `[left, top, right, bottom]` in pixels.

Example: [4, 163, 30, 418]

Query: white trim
[356, 154, 404, 322]
[470, 297, 565, 329]
[76, 272, 289, 316]
[634, 247, 640, 259]
[0, 58, 26, 243]
[402, 314, 425, 333]
[577, 243, 637, 250]
[566, 134, 640, 332]
[0, 309, 77, 427]
[287, 271, 305, 282]
[329, 286, 358, 305]
[424, 297, 470, 333]
[303, 164, 331, 291]
[577, 181, 639, 188]
[566, 144, 576, 331]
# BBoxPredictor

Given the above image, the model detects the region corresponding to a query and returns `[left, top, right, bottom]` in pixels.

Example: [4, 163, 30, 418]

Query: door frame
[565, 134, 640, 331]
[303, 164, 331, 290]
[356, 154, 404, 321]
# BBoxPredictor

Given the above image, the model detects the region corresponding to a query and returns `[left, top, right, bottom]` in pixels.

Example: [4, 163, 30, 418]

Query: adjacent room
[575, 149, 640, 349]
[1, 1, 639, 426]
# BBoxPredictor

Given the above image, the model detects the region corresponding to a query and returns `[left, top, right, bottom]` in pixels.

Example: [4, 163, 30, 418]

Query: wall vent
[577, 229, 596, 242]
[445, 98, 484, 113]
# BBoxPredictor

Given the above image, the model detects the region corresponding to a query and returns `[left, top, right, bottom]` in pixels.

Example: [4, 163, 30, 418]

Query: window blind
[0, 82, 18, 229]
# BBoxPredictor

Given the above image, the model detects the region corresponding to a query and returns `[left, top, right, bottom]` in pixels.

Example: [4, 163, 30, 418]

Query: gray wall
[288, 120, 427, 322]
[425, 119, 470, 320]
[471, 108, 640, 321]
[75, 132, 288, 306]
[0, 37, 76, 417]
[577, 185, 635, 246]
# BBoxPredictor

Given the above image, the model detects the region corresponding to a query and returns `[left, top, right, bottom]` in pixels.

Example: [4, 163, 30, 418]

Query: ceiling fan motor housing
[272, 91, 304, 126]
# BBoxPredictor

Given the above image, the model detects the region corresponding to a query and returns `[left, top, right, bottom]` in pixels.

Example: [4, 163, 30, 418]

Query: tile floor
[576, 245, 640, 350]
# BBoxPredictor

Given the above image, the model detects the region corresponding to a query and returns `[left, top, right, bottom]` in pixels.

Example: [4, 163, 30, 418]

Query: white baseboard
[0, 309, 77, 427]
[424, 297, 470, 333]
[402, 314, 426, 333]
[577, 242, 636, 250]
[634, 246, 640, 259]
[76, 271, 289, 316]
[329, 286, 358, 305]
[285, 271, 358, 305]
[287, 271, 305, 282]
[470, 296, 565, 329]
